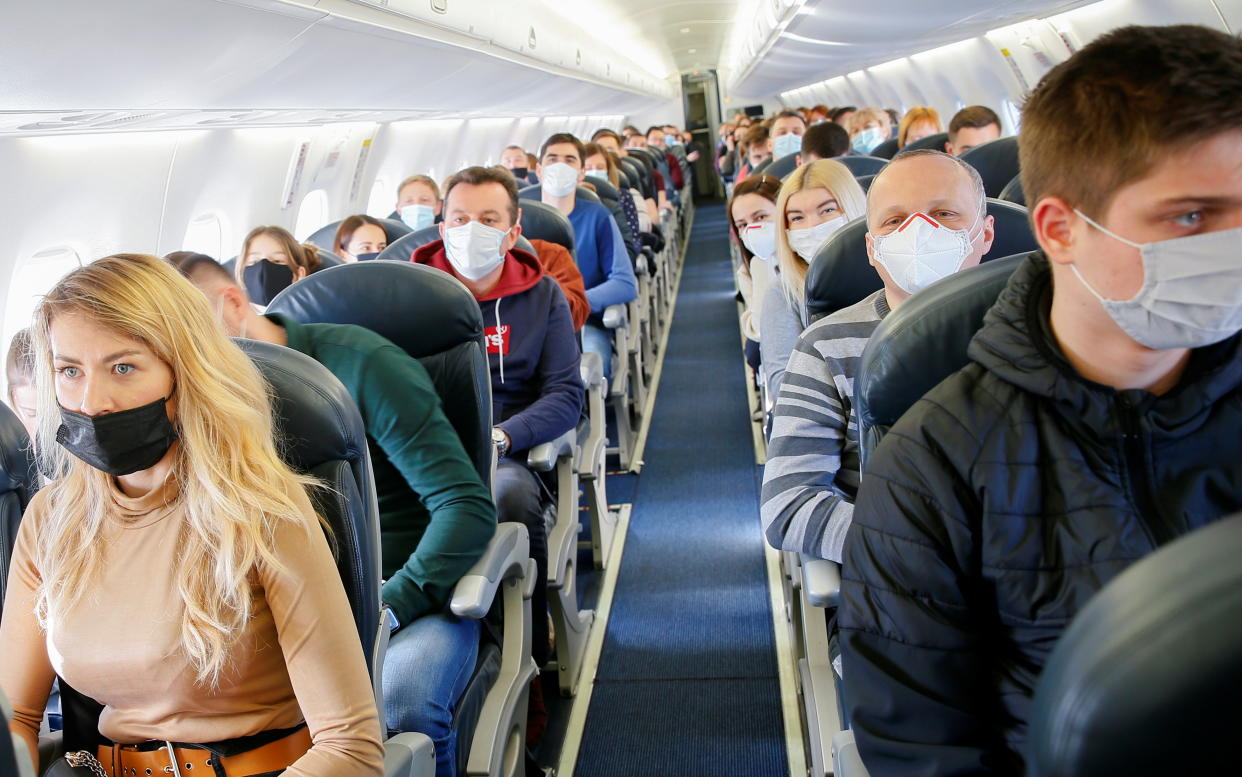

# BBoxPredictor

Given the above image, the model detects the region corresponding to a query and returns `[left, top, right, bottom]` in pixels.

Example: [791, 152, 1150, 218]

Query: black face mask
[511, 167, 529, 179]
[57, 397, 178, 476]
[353, 252, 381, 262]
[243, 259, 295, 305]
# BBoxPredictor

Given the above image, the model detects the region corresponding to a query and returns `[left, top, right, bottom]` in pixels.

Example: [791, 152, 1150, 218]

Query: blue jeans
[582, 323, 614, 383]
[383, 611, 479, 777]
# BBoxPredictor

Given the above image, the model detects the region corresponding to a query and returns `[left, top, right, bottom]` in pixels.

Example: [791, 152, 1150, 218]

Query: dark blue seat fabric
[869, 138, 900, 160]
[373, 226, 534, 263]
[804, 199, 1037, 323]
[305, 217, 412, 252]
[751, 157, 774, 176]
[836, 156, 888, 177]
[902, 131, 950, 153]
[853, 254, 1027, 467]
[0, 404, 37, 616]
[856, 173, 876, 193]
[519, 183, 601, 207]
[512, 199, 576, 255]
[266, 262, 492, 483]
[766, 153, 800, 180]
[1028, 513, 1242, 777]
[999, 174, 1026, 206]
[961, 136, 1020, 198]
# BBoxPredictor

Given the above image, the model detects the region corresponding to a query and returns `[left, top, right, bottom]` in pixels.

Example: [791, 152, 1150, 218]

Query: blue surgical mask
[664, 134, 680, 147]
[400, 204, 435, 231]
[851, 127, 884, 155]
[585, 169, 609, 181]
[773, 132, 802, 159]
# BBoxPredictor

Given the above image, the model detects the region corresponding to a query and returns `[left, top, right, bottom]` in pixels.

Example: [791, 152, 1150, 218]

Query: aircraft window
[367, 179, 390, 219]
[3, 245, 83, 386]
[294, 189, 331, 241]
[182, 211, 227, 260]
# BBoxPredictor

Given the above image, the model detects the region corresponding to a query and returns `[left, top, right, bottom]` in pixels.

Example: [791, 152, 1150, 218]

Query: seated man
[500, 144, 538, 185]
[945, 104, 1002, 156]
[410, 165, 584, 677]
[799, 120, 850, 164]
[178, 256, 497, 777]
[645, 125, 686, 196]
[770, 109, 808, 161]
[761, 149, 994, 561]
[394, 174, 442, 231]
[740, 123, 772, 179]
[841, 24, 1242, 776]
[538, 132, 639, 381]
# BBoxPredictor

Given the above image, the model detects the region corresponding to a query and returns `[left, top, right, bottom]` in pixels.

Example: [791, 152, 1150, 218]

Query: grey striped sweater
[761, 289, 890, 562]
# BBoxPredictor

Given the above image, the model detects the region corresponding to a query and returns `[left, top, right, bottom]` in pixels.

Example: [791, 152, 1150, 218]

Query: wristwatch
[492, 427, 511, 458]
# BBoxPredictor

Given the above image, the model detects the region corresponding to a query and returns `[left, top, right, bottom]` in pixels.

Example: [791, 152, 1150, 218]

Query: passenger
[621, 124, 640, 139]
[537, 133, 638, 381]
[625, 131, 673, 212]
[739, 124, 772, 180]
[770, 109, 808, 161]
[0, 254, 383, 775]
[500, 145, 538, 186]
[848, 107, 891, 155]
[584, 141, 643, 241]
[728, 174, 783, 373]
[333, 214, 388, 262]
[831, 105, 857, 127]
[800, 121, 851, 164]
[841, 24, 1242, 776]
[525, 152, 539, 174]
[680, 129, 702, 163]
[395, 174, 443, 231]
[593, 130, 660, 227]
[809, 104, 830, 124]
[236, 225, 321, 307]
[760, 160, 866, 402]
[645, 125, 686, 195]
[897, 105, 942, 147]
[410, 165, 585, 683]
[5, 329, 37, 439]
[761, 149, 994, 561]
[178, 255, 496, 777]
[945, 104, 1002, 155]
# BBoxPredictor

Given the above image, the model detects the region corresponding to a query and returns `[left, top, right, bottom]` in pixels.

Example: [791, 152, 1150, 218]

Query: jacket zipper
[494, 298, 504, 385]
[1118, 395, 1175, 547]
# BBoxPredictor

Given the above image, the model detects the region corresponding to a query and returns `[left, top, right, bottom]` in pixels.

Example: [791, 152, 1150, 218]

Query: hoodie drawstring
[494, 298, 504, 384]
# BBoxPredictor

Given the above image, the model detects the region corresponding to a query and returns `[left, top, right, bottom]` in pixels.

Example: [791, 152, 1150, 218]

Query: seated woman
[760, 159, 867, 404]
[0, 254, 383, 776]
[6, 328, 37, 438]
[848, 107, 892, 155]
[728, 173, 782, 375]
[898, 106, 942, 148]
[333, 214, 388, 262]
[235, 226, 322, 306]
[583, 142, 643, 243]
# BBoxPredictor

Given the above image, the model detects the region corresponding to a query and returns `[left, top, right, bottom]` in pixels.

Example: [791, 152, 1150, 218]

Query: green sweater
[271, 314, 497, 626]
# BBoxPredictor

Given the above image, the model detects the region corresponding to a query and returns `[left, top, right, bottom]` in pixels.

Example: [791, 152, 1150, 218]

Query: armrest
[801, 557, 842, 608]
[602, 304, 627, 330]
[383, 731, 436, 777]
[579, 352, 605, 390]
[450, 523, 531, 619]
[526, 429, 575, 472]
[832, 730, 871, 777]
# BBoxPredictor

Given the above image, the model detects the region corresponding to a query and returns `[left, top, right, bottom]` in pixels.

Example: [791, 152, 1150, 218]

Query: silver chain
[63, 750, 107, 777]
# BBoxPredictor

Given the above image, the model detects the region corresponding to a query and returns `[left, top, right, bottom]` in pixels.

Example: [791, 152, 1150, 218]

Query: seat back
[856, 173, 876, 193]
[585, 176, 622, 206]
[518, 183, 602, 207]
[1028, 513, 1242, 777]
[0, 404, 37, 615]
[902, 131, 949, 153]
[999, 174, 1026, 206]
[854, 254, 1026, 467]
[751, 156, 774, 176]
[514, 198, 577, 255]
[265, 262, 492, 484]
[305, 217, 412, 252]
[869, 137, 900, 159]
[373, 226, 534, 263]
[766, 153, 800, 180]
[618, 156, 647, 188]
[961, 135, 1020, 198]
[804, 199, 1037, 323]
[836, 155, 888, 177]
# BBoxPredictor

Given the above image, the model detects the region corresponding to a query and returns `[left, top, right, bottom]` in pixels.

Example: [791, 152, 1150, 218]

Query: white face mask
[444, 221, 509, 281]
[773, 132, 802, 159]
[741, 222, 777, 262]
[400, 204, 435, 231]
[787, 216, 847, 262]
[542, 162, 580, 197]
[871, 211, 982, 294]
[1072, 210, 1242, 349]
[584, 168, 608, 181]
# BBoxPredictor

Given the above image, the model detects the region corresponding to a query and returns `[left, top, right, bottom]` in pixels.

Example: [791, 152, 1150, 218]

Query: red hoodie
[410, 240, 544, 301]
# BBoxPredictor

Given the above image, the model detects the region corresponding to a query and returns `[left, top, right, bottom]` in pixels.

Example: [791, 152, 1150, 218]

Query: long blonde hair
[30, 254, 322, 687]
[773, 159, 867, 305]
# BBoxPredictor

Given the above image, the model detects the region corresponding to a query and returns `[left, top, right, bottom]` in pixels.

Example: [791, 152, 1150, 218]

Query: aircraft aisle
[564, 203, 789, 776]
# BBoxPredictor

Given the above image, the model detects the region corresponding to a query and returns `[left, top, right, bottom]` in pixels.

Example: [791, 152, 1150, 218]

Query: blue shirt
[567, 198, 638, 312]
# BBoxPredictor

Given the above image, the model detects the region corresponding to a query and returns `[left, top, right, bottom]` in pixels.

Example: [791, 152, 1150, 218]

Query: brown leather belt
[92, 726, 311, 777]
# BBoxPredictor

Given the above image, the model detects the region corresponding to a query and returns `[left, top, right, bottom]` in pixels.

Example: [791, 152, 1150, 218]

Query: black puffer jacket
[840, 253, 1242, 776]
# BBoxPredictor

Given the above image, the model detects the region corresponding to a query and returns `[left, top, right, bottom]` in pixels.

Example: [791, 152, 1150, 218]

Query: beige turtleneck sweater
[0, 474, 383, 776]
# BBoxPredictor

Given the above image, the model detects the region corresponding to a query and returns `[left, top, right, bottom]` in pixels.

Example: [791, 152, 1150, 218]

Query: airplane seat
[869, 138, 900, 159]
[901, 131, 950, 153]
[264, 263, 537, 777]
[374, 226, 534, 263]
[518, 183, 601, 206]
[835, 156, 887, 178]
[751, 157, 774, 176]
[2, 689, 36, 777]
[804, 200, 1037, 324]
[305, 217, 412, 252]
[855, 173, 876, 193]
[960, 135, 1020, 198]
[765, 153, 799, 180]
[1027, 513, 1242, 777]
[999, 174, 1026, 206]
[0, 403, 38, 616]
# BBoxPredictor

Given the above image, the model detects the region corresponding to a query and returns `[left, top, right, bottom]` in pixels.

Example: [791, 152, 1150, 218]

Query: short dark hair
[801, 121, 849, 159]
[775, 110, 808, 126]
[443, 165, 520, 224]
[1021, 24, 1242, 219]
[540, 132, 586, 163]
[646, 125, 664, 138]
[333, 214, 386, 255]
[170, 253, 236, 288]
[592, 128, 622, 145]
[830, 106, 857, 123]
[948, 105, 1001, 142]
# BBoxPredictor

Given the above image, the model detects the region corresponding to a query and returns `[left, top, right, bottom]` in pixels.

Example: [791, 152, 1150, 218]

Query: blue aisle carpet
[572, 204, 788, 777]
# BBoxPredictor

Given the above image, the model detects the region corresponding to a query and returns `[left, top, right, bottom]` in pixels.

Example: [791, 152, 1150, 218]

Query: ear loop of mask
[1068, 209, 1143, 303]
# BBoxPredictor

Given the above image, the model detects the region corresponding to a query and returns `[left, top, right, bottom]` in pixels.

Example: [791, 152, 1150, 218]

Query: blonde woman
[848, 107, 892, 155]
[760, 159, 867, 403]
[0, 254, 383, 776]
